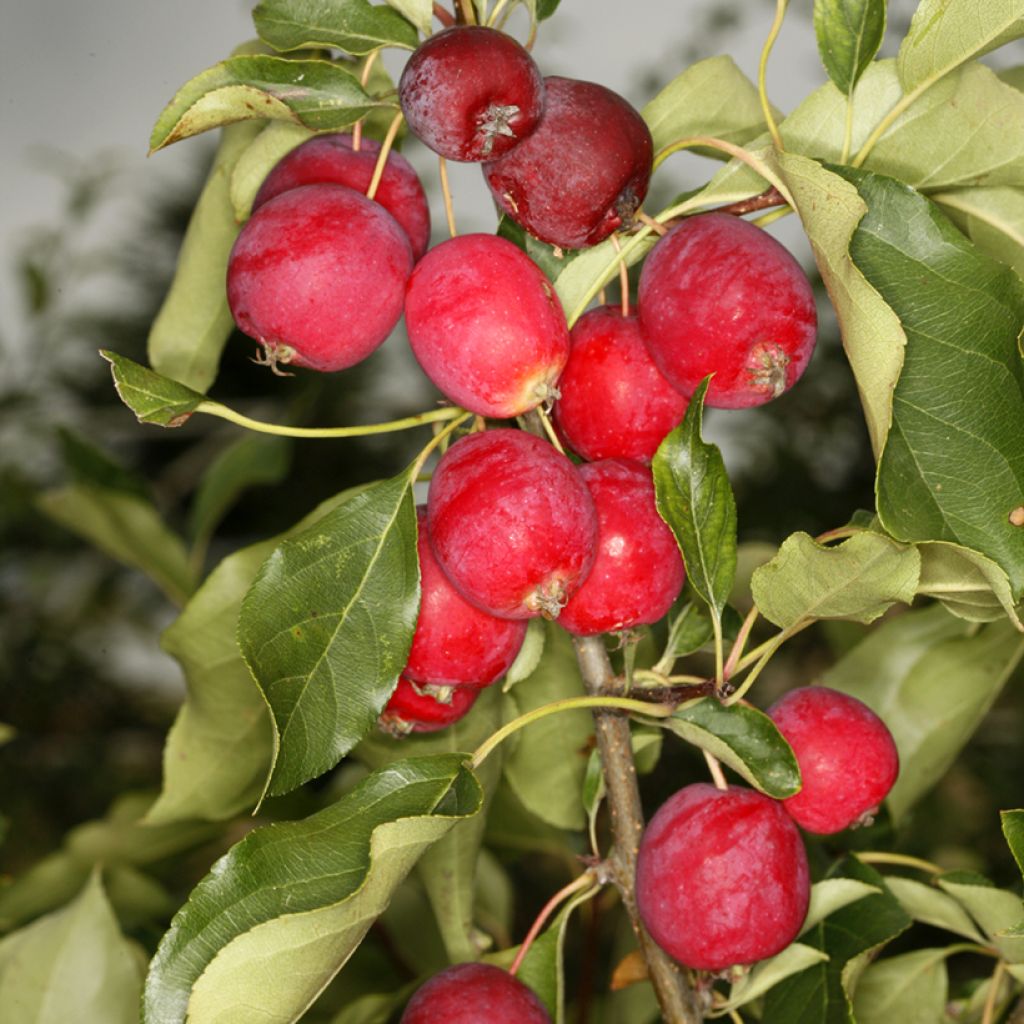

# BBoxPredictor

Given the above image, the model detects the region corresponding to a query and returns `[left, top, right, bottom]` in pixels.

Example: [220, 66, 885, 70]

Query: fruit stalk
[572, 634, 702, 1023]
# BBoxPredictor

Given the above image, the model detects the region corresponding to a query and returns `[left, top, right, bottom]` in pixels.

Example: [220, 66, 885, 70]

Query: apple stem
[758, 0, 787, 151]
[531, 406, 565, 454]
[704, 751, 729, 791]
[634, 210, 667, 237]
[610, 233, 630, 316]
[982, 960, 1007, 1024]
[432, 2, 455, 28]
[487, 0, 512, 28]
[509, 871, 598, 977]
[723, 605, 759, 681]
[366, 111, 404, 202]
[457, 0, 476, 24]
[573, 635, 704, 1023]
[352, 52, 381, 153]
[438, 156, 458, 238]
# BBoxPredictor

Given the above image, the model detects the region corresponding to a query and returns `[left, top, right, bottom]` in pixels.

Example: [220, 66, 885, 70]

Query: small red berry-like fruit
[399, 26, 544, 162]
[406, 508, 527, 688]
[401, 963, 551, 1023]
[638, 212, 817, 408]
[636, 783, 810, 972]
[428, 429, 598, 620]
[251, 133, 431, 260]
[483, 76, 653, 249]
[227, 184, 413, 373]
[559, 459, 685, 637]
[379, 675, 479, 735]
[552, 306, 688, 463]
[405, 234, 570, 418]
[767, 686, 899, 834]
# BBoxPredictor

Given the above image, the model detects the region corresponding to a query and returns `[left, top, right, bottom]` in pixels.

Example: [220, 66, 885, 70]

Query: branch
[573, 634, 703, 1023]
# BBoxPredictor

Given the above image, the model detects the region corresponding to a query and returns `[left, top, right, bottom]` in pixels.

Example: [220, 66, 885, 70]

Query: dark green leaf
[814, 0, 886, 96]
[147, 121, 258, 392]
[661, 601, 715, 660]
[656, 698, 801, 799]
[653, 379, 737, 617]
[763, 857, 911, 1024]
[254, 0, 418, 54]
[239, 472, 419, 796]
[536, 0, 561, 18]
[150, 56, 389, 152]
[751, 531, 920, 629]
[835, 167, 1024, 601]
[851, 947, 949, 1023]
[1003, 810, 1024, 882]
[142, 755, 481, 1024]
[933, 186, 1024, 282]
[57, 429, 149, 499]
[101, 351, 205, 428]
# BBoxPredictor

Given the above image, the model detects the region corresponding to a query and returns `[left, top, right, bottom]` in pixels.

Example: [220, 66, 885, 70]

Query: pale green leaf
[383, 0, 431, 35]
[253, 0, 419, 54]
[938, 873, 1024, 962]
[502, 618, 546, 692]
[884, 877, 986, 942]
[814, 0, 886, 95]
[722, 944, 830, 1012]
[800, 879, 884, 935]
[851, 947, 949, 1023]
[916, 541, 1023, 628]
[751, 531, 920, 629]
[229, 120, 314, 221]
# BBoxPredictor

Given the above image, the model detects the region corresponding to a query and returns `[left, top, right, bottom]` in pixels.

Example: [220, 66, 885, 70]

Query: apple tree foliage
[4, 0, 1024, 1021]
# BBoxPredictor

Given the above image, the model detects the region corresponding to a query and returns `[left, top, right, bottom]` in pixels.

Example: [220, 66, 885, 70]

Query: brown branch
[432, 2, 455, 27]
[716, 186, 786, 217]
[573, 635, 703, 1023]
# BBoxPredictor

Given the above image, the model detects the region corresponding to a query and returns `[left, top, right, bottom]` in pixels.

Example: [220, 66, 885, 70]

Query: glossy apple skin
[405, 234, 570, 417]
[401, 963, 551, 1023]
[399, 26, 544, 162]
[380, 674, 479, 734]
[767, 687, 899, 834]
[427, 429, 598, 620]
[638, 212, 817, 408]
[553, 306, 688, 463]
[483, 76, 653, 249]
[405, 508, 527, 688]
[252, 133, 431, 260]
[559, 459, 685, 636]
[227, 184, 413, 372]
[636, 783, 810, 971]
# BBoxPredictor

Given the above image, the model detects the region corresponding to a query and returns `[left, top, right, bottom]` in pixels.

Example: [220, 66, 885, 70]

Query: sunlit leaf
[851, 947, 949, 1023]
[814, 0, 886, 96]
[253, 0, 419, 54]
[384, 0, 431, 35]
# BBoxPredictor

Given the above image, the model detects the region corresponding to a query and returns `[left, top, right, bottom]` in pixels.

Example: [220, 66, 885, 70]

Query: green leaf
[763, 857, 911, 1024]
[722, 944, 830, 1012]
[239, 471, 419, 796]
[641, 55, 774, 154]
[897, 0, 1024, 94]
[497, 216, 583, 290]
[801, 879, 885, 935]
[142, 755, 482, 1024]
[383, 0, 431, 35]
[37, 484, 195, 606]
[823, 608, 1024, 821]
[1003, 810, 1024, 882]
[502, 617, 546, 692]
[884, 877, 986, 942]
[229, 120, 314, 221]
[937, 872, 1024, 962]
[851, 947, 949, 1023]
[836, 167, 1024, 600]
[150, 56, 389, 152]
[934, 186, 1024, 280]
[813, 0, 886, 96]
[751, 531, 920, 629]
[57, 428, 149, 499]
[916, 541, 1023, 628]
[656, 697, 801, 799]
[660, 601, 715, 661]
[254, 0, 419, 54]
[502, 623, 592, 831]
[0, 874, 142, 1024]
[0, 854, 91, 934]
[653, 379, 737, 617]
[101, 350, 206, 428]
[188, 434, 292, 544]
[147, 121, 258, 392]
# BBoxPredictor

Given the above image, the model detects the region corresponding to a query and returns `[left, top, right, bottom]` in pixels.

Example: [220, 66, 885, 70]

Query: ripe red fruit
[559, 459, 685, 636]
[427, 429, 598, 620]
[401, 963, 551, 1023]
[379, 674, 478, 735]
[226, 184, 413, 373]
[483, 76, 653, 249]
[767, 686, 899, 834]
[637, 212, 817, 408]
[552, 306, 688, 463]
[636, 783, 810, 972]
[405, 234, 570, 417]
[399, 26, 544, 162]
[406, 508, 527, 688]
[251, 133, 431, 260]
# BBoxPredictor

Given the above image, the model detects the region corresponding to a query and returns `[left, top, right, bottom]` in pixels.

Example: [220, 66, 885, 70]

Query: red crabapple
[559, 459, 685, 636]
[552, 306, 688, 463]
[406, 508, 527, 689]
[483, 76, 653, 249]
[637, 212, 817, 408]
[251, 133, 431, 260]
[399, 26, 544, 162]
[404, 234, 570, 418]
[379, 675, 479, 735]
[767, 686, 899, 834]
[636, 783, 810, 971]
[400, 963, 551, 1023]
[427, 429, 598, 620]
[226, 184, 413, 373]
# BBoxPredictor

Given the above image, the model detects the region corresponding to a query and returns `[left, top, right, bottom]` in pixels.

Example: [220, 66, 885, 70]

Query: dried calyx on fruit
[379, 675, 479, 735]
